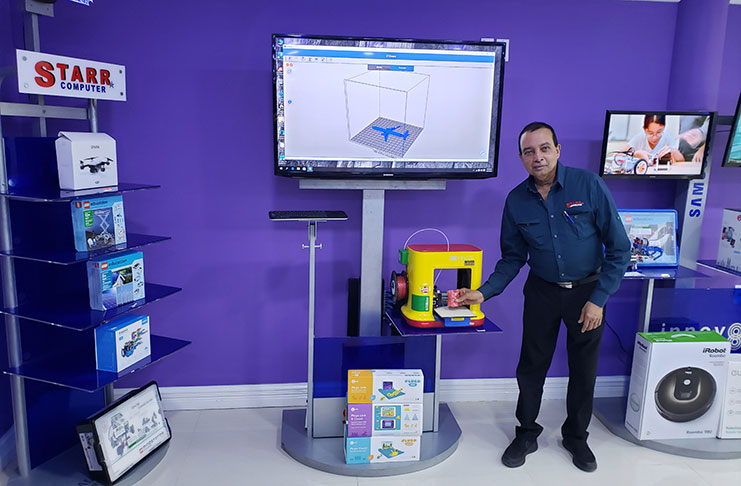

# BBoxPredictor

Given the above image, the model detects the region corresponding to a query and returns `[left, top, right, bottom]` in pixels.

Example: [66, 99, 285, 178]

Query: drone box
[95, 314, 150, 372]
[625, 331, 729, 440]
[716, 208, 741, 272]
[55, 131, 117, 190]
[346, 403, 422, 437]
[87, 251, 145, 311]
[718, 354, 741, 439]
[348, 369, 424, 404]
[344, 434, 420, 464]
[71, 196, 126, 252]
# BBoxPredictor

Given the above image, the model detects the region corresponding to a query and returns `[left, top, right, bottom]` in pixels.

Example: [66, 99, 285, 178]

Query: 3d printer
[389, 244, 485, 328]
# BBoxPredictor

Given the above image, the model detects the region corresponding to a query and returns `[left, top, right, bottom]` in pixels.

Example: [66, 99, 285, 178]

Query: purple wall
[1, 0, 739, 388]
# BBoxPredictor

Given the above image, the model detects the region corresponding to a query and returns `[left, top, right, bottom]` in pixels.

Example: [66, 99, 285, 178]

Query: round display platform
[281, 403, 461, 477]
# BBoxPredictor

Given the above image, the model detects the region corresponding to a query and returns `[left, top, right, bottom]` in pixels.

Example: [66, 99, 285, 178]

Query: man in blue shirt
[457, 122, 631, 472]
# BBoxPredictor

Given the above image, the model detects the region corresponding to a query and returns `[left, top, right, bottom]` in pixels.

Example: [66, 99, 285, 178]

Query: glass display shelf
[385, 309, 503, 336]
[0, 283, 181, 331]
[697, 259, 741, 278]
[0, 182, 160, 202]
[3, 335, 190, 392]
[0, 233, 170, 265]
[622, 265, 710, 280]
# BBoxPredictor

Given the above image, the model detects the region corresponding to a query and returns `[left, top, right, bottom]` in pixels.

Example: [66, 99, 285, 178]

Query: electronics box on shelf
[346, 403, 422, 437]
[345, 435, 421, 464]
[718, 354, 741, 439]
[717, 208, 741, 272]
[625, 331, 729, 440]
[95, 314, 150, 372]
[55, 131, 117, 190]
[71, 195, 126, 252]
[348, 369, 424, 404]
[87, 250, 144, 311]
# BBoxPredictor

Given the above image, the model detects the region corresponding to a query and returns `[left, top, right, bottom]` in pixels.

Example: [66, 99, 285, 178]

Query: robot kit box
[345, 435, 420, 464]
[95, 314, 150, 372]
[718, 354, 741, 439]
[625, 331, 729, 440]
[347, 369, 424, 404]
[717, 208, 741, 272]
[87, 251, 145, 311]
[55, 131, 117, 190]
[346, 403, 422, 437]
[71, 195, 126, 252]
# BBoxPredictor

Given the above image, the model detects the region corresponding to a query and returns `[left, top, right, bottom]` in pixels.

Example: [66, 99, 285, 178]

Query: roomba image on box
[654, 367, 716, 422]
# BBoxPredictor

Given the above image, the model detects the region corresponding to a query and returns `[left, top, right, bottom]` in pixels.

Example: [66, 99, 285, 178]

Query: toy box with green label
[345, 435, 420, 464]
[71, 195, 126, 252]
[625, 331, 729, 440]
[347, 369, 423, 404]
[95, 314, 151, 372]
[87, 251, 144, 311]
[346, 403, 422, 437]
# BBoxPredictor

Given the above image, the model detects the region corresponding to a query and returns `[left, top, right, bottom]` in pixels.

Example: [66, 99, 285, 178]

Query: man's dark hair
[518, 122, 559, 154]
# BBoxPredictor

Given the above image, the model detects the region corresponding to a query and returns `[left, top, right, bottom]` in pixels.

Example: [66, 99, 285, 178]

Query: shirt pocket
[516, 219, 548, 250]
[566, 207, 597, 240]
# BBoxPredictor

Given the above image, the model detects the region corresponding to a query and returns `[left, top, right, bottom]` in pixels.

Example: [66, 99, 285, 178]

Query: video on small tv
[722, 94, 741, 168]
[601, 111, 713, 178]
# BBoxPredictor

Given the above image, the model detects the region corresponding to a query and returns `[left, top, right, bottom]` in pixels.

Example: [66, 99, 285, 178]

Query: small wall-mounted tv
[722, 93, 741, 168]
[272, 34, 506, 179]
[600, 111, 716, 179]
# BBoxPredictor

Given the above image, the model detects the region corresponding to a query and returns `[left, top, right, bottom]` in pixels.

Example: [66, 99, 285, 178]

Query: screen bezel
[272, 33, 506, 180]
[89, 381, 171, 484]
[721, 93, 741, 168]
[599, 110, 716, 180]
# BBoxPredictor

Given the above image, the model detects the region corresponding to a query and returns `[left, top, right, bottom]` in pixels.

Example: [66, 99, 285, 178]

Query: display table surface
[593, 396, 741, 459]
[622, 265, 710, 280]
[385, 310, 503, 336]
[0, 182, 160, 202]
[281, 403, 461, 477]
[697, 259, 741, 278]
[7, 441, 169, 486]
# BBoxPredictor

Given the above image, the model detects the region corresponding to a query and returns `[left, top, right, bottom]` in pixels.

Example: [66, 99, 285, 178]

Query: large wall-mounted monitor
[272, 34, 506, 179]
[722, 93, 741, 168]
[600, 111, 715, 179]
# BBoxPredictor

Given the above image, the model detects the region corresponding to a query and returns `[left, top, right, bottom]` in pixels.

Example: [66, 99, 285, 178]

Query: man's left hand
[578, 301, 603, 333]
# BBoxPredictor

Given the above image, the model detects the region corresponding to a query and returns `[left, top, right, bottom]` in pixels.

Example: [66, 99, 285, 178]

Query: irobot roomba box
[625, 331, 729, 440]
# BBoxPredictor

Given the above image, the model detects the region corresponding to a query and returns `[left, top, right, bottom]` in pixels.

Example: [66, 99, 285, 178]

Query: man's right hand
[455, 288, 484, 306]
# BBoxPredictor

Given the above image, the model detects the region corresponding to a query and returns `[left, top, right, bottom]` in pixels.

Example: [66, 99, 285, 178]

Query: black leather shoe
[501, 436, 538, 468]
[562, 438, 597, 472]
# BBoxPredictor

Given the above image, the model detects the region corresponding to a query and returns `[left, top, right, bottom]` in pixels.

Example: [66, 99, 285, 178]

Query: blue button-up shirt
[478, 162, 631, 307]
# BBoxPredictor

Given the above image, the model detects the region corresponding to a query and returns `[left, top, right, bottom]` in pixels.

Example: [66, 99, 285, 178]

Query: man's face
[519, 128, 560, 183]
[645, 122, 664, 148]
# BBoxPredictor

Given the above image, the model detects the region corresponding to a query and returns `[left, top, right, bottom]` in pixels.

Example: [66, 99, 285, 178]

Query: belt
[555, 271, 600, 289]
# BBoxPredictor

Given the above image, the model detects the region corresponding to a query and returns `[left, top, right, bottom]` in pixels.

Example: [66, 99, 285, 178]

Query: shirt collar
[527, 161, 565, 194]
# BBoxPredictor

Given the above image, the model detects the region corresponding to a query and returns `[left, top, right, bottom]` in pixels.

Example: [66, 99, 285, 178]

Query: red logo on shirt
[566, 201, 583, 208]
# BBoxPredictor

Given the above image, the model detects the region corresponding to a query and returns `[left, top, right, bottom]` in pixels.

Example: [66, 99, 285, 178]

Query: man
[456, 122, 630, 472]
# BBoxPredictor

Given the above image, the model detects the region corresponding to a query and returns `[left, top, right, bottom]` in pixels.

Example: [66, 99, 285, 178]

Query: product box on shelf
[625, 331, 730, 440]
[87, 251, 145, 311]
[347, 369, 424, 404]
[95, 314, 150, 372]
[346, 403, 422, 437]
[71, 195, 126, 252]
[717, 208, 741, 272]
[344, 435, 421, 464]
[718, 354, 741, 439]
[55, 131, 117, 190]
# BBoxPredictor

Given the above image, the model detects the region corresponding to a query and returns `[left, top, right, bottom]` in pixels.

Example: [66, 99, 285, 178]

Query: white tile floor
[2, 399, 740, 485]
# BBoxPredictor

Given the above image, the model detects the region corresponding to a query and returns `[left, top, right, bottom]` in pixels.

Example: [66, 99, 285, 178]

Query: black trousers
[514, 272, 603, 442]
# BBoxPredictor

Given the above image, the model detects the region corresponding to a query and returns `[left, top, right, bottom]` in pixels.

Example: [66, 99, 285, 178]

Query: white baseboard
[115, 376, 629, 411]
